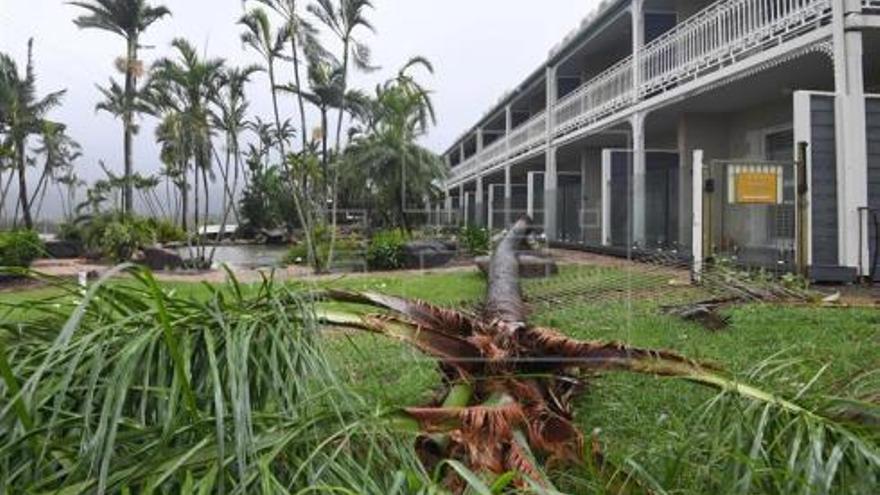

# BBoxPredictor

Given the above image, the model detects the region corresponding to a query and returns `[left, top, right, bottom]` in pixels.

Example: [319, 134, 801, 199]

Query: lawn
[2, 264, 878, 491]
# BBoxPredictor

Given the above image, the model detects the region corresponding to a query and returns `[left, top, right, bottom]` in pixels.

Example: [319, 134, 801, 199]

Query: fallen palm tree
[320, 217, 880, 492]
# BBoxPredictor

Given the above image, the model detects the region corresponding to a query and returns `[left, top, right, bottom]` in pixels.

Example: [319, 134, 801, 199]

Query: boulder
[259, 228, 288, 245]
[475, 254, 558, 279]
[136, 247, 184, 271]
[403, 240, 456, 269]
[44, 240, 83, 259]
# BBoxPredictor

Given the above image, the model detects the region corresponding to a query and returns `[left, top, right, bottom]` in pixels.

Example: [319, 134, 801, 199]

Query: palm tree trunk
[268, 61, 285, 158]
[123, 37, 137, 215]
[334, 39, 350, 154]
[15, 139, 34, 229]
[290, 35, 308, 152]
[180, 162, 189, 231]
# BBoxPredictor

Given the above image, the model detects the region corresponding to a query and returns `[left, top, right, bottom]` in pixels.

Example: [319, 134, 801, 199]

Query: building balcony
[447, 0, 836, 186]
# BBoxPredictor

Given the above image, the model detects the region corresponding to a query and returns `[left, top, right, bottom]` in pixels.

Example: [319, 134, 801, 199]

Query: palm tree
[29, 122, 82, 219]
[210, 65, 260, 241]
[239, 7, 289, 157]
[70, 0, 171, 215]
[309, 0, 375, 153]
[0, 40, 67, 229]
[252, 0, 324, 152]
[149, 38, 224, 265]
[341, 57, 443, 230]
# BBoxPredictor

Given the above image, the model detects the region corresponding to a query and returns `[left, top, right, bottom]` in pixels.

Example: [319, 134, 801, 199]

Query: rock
[475, 254, 558, 279]
[403, 240, 456, 269]
[136, 247, 184, 271]
[259, 228, 288, 245]
[44, 240, 83, 259]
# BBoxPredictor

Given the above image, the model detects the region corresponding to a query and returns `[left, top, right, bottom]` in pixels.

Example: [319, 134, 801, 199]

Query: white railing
[451, 0, 834, 184]
[640, 0, 831, 97]
[450, 154, 480, 182]
[508, 112, 547, 156]
[479, 137, 507, 167]
[865, 0, 880, 11]
[554, 56, 634, 135]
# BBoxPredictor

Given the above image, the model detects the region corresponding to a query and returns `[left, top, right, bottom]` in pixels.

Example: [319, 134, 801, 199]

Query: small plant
[0, 230, 44, 268]
[366, 229, 408, 270]
[459, 225, 490, 257]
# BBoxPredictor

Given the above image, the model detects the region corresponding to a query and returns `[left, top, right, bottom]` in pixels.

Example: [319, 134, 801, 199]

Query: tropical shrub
[79, 213, 156, 262]
[0, 269, 443, 493]
[285, 226, 364, 268]
[0, 230, 44, 268]
[459, 225, 490, 256]
[366, 229, 408, 270]
[147, 218, 187, 244]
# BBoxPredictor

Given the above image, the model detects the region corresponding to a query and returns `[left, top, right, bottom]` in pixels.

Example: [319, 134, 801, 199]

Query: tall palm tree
[70, 0, 171, 215]
[341, 57, 443, 230]
[149, 38, 224, 265]
[0, 40, 67, 229]
[239, 7, 289, 158]
[210, 65, 260, 237]
[253, 0, 324, 152]
[29, 122, 81, 219]
[309, 0, 375, 153]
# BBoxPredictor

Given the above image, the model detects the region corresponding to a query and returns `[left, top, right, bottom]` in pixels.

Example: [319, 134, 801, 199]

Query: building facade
[440, 0, 880, 282]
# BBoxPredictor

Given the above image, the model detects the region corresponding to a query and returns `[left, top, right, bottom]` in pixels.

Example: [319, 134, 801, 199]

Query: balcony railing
[508, 112, 547, 157]
[449, 0, 833, 185]
[640, 0, 832, 98]
[479, 137, 507, 168]
[554, 56, 634, 135]
[450, 154, 480, 182]
[865, 0, 880, 12]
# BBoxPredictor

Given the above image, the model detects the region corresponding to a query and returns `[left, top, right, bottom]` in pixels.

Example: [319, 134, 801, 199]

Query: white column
[544, 66, 558, 240]
[632, 0, 644, 100]
[631, 112, 647, 247]
[458, 183, 465, 226]
[444, 190, 452, 225]
[601, 150, 612, 246]
[475, 175, 484, 227]
[832, 0, 869, 275]
[504, 165, 513, 228]
[692, 150, 704, 283]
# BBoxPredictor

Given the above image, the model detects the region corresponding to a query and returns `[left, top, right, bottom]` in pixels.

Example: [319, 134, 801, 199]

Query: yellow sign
[735, 172, 779, 204]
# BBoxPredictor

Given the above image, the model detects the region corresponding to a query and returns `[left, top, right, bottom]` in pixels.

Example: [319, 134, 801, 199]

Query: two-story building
[439, 0, 880, 282]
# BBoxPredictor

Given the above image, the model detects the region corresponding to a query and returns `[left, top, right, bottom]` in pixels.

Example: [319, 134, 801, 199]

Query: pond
[176, 244, 290, 270]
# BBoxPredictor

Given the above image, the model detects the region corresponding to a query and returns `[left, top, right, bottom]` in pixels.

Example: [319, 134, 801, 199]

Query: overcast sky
[1, 0, 600, 219]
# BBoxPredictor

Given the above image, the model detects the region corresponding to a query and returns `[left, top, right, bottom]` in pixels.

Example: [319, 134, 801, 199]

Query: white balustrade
[508, 112, 547, 157]
[554, 56, 634, 135]
[865, 0, 880, 11]
[479, 137, 507, 167]
[640, 0, 831, 97]
[451, 0, 835, 183]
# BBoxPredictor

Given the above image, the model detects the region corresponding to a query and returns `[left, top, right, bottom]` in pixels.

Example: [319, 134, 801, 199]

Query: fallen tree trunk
[319, 217, 874, 492]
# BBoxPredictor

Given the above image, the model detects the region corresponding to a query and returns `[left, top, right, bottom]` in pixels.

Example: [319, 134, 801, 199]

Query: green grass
[2, 264, 878, 491]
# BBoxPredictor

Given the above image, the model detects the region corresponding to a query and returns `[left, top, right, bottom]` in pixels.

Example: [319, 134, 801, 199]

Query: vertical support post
[504, 165, 513, 227]
[445, 190, 452, 225]
[692, 150, 704, 283]
[458, 183, 465, 226]
[832, 0, 869, 276]
[631, 112, 647, 247]
[796, 141, 810, 279]
[459, 143, 465, 164]
[601, 149, 612, 247]
[475, 175, 484, 227]
[632, 0, 644, 100]
[544, 65, 558, 240]
[545, 147, 558, 240]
